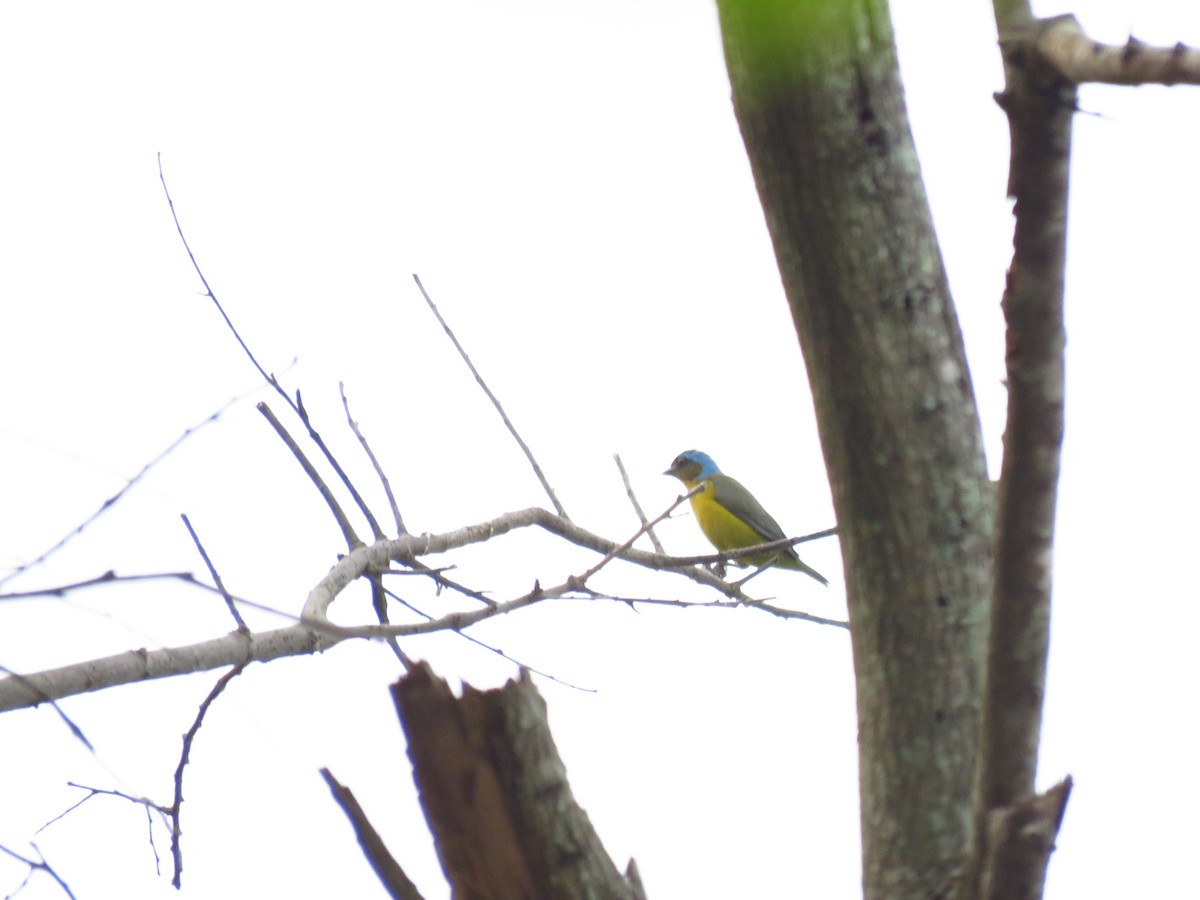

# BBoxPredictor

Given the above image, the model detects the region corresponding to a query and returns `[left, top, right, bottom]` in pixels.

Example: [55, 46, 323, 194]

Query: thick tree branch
[0, 506, 839, 712]
[321, 768, 425, 900]
[1031, 16, 1200, 85]
[963, 13, 1076, 900]
[0, 626, 322, 712]
[986, 25, 1072, 809]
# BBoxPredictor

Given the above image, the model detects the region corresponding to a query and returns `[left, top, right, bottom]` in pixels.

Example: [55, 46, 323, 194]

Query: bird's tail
[780, 551, 829, 586]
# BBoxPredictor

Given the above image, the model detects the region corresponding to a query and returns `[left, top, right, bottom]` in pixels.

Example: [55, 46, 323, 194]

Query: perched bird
[664, 449, 827, 585]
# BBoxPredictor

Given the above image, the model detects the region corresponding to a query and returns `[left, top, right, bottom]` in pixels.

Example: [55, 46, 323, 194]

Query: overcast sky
[2, 2, 1198, 898]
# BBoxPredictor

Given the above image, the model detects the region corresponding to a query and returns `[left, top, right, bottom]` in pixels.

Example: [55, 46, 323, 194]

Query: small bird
[664, 449, 827, 585]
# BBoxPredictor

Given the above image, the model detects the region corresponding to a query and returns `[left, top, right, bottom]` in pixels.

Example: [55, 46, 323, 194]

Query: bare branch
[341, 382, 404, 536]
[45, 783, 170, 876]
[0, 843, 77, 899]
[584, 592, 847, 629]
[388, 564, 497, 609]
[982, 13, 1072, 811]
[158, 156, 385, 541]
[326, 562, 838, 642]
[1027, 16, 1200, 85]
[53, 782, 172, 824]
[0, 503, 844, 712]
[666, 528, 838, 568]
[371, 575, 415, 671]
[962, 12, 1076, 899]
[258, 402, 363, 551]
[1, 570, 199, 601]
[573, 484, 702, 582]
[321, 768, 426, 900]
[1, 570, 303, 626]
[747, 602, 847, 628]
[159, 154, 274, 389]
[412, 274, 569, 519]
[613, 453, 665, 554]
[297, 506, 836, 626]
[0, 396, 242, 589]
[171, 663, 246, 887]
[180, 514, 248, 632]
[380, 584, 596, 691]
[0, 625, 327, 712]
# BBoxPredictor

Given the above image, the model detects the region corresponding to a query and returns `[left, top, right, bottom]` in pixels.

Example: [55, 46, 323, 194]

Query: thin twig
[372, 576, 414, 670]
[159, 155, 273, 389]
[412, 274, 568, 519]
[0, 570, 303, 624]
[0, 843, 77, 900]
[614, 453, 665, 554]
[321, 542, 839, 640]
[748, 602, 848, 628]
[142, 803, 163, 875]
[180, 514, 248, 632]
[171, 662, 247, 888]
[575, 485, 703, 583]
[258, 402, 362, 551]
[0, 395, 243, 588]
[36, 790, 102, 834]
[341, 382, 403, 537]
[158, 155, 384, 541]
[659, 528, 838, 568]
[0, 570, 197, 601]
[50, 782, 172, 830]
[40, 784, 168, 875]
[387, 564, 497, 608]
[381, 585, 594, 692]
[589, 592, 848, 629]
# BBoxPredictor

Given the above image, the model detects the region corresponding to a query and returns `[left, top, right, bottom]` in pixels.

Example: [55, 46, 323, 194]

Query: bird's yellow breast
[688, 480, 767, 554]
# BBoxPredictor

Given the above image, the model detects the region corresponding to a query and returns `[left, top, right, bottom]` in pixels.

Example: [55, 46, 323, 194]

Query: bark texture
[960, 12, 1076, 899]
[715, 2, 992, 897]
[393, 664, 645, 900]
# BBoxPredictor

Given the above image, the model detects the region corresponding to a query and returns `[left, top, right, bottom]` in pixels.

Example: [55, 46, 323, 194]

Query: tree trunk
[715, 2, 993, 897]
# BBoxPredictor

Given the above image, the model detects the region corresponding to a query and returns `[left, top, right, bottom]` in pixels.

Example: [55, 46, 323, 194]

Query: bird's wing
[709, 473, 827, 584]
[708, 474, 789, 544]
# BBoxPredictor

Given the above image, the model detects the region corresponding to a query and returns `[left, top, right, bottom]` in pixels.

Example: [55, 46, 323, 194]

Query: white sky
[1, 1, 1198, 898]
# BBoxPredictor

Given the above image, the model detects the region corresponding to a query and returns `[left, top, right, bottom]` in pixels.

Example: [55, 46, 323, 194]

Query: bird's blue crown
[677, 449, 720, 479]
